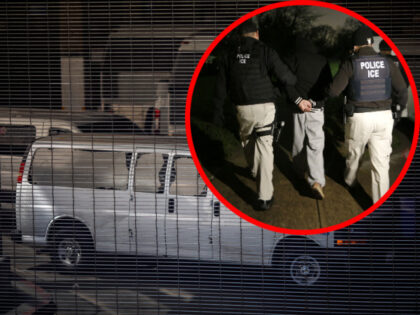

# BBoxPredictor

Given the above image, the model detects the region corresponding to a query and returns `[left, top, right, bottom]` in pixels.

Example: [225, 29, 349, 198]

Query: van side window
[0, 125, 36, 156]
[169, 156, 207, 197]
[29, 148, 129, 190]
[134, 153, 167, 193]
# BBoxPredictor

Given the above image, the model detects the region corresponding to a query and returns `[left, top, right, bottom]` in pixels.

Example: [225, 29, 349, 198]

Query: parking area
[1, 233, 418, 314]
[2, 235, 186, 315]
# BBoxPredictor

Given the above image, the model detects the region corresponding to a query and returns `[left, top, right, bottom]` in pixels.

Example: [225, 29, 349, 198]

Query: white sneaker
[312, 182, 325, 200]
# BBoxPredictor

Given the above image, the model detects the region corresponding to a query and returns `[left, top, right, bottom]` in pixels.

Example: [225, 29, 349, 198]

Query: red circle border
[185, 0, 420, 235]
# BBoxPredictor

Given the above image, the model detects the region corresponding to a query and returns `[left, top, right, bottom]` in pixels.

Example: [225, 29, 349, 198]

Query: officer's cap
[379, 39, 392, 51]
[352, 26, 374, 46]
[240, 19, 258, 35]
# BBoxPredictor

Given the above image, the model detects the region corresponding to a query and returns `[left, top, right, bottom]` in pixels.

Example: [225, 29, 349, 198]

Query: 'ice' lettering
[368, 69, 380, 78]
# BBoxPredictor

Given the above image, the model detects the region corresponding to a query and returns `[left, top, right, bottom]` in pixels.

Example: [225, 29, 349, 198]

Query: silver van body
[16, 134, 331, 270]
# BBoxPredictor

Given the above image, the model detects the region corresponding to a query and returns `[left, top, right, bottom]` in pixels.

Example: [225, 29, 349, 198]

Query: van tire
[52, 228, 93, 271]
[273, 241, 325, 287]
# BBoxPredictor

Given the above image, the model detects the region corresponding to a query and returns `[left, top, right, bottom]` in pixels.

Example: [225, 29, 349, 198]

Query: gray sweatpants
[292, 108, 325, 187]
[236, 102, 275, 201]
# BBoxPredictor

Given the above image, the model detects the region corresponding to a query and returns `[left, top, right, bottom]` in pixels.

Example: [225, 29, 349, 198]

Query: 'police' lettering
[360, 60, 385, 78]
[237, 53, 250, 64]
[360, 60, 385, 70]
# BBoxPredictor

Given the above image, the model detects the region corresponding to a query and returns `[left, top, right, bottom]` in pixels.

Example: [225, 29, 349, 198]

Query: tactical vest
[227, 40, 274, 105]
[349, 55, 391, 103]
[230, 42, 265, 82]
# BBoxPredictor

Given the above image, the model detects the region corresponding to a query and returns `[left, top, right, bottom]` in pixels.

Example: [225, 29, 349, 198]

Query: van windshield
[103, 37, 181, 73]
[102, 37, 183, 101]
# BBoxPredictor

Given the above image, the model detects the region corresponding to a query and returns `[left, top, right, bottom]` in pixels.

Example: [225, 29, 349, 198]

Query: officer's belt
[354, 106, 391, 113]
[253, 122, 274, 138]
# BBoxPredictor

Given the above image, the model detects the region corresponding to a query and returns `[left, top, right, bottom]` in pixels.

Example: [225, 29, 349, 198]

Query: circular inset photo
[186, 1, 419, 234]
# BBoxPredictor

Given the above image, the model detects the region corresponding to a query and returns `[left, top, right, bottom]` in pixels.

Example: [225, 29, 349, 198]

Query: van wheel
[53, 229, 93, 271]
[273, 242, 324, 286]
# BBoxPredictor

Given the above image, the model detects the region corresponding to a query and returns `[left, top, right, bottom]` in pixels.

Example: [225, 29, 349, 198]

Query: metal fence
[0, 1, 419, 314]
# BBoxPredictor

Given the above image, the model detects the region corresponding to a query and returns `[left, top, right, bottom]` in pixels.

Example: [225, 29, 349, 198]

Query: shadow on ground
[194, 116, 413, 230]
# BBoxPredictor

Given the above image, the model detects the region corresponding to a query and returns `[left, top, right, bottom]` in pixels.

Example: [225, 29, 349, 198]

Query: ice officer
[329, 26, 408, 203]
[213, 19, 310, 210]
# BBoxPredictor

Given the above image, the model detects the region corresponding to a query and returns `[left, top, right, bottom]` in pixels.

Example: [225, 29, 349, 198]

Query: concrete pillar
[59, 1, 85, 112]
[61, 57, 85, 111]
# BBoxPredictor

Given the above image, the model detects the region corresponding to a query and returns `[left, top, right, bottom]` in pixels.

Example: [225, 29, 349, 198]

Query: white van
[100, 25, 216, 136]
[0, 108, 142, 197]
[14, 134, 333, 286]
[100, 25, 190, 135]
[170, 31, 216, 134]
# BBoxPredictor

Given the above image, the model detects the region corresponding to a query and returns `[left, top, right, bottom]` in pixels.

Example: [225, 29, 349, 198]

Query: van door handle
[168, 198, 175, 213]
[213, 201, 220, 217]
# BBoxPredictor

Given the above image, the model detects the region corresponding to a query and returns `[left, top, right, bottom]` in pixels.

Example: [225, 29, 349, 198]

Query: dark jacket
[285, 38, 332, 111]
[213, 36, 298, 119]
[329, 46, 408, 113]
[381, 53, 409, 87]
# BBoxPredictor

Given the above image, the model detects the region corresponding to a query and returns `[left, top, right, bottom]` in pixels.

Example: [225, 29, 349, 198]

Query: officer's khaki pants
[344, 110, 394, 203]
[236, 102, 275, 201]
[292, 108, 325, 187]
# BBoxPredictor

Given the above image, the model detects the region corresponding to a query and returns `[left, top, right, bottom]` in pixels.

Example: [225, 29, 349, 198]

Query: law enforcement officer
[285, 37, 332, 200]
[329, 27, 408, 203]
[213, 19, 310, 210]
[379, 39, 409, 121]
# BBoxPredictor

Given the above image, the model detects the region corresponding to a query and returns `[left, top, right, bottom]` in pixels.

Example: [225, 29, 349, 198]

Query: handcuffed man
[285, 37, 332, 200]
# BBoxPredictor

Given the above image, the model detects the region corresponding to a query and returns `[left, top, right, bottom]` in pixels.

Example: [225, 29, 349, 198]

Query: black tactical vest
[227, 39, 275, 105]
[349, 55, 391, 103]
